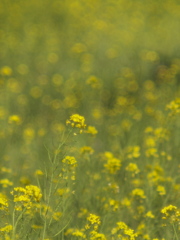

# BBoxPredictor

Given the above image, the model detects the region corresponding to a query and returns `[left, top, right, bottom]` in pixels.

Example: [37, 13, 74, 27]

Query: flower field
[0, 0, 180, 239]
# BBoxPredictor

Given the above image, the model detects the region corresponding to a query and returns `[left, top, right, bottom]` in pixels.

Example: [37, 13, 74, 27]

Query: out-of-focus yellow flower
[145, 211, 155, 218]
[166, 98, 180, 116]
[34, 170, 44, 176]
[86, 126, 98, 136]
[157, 185, 166, 195]
[71, 43, 86, 53]
[62, 156, 77, 168]
[52, 74, 63, 86]
[131, 188, 146, 199]
[126, 163, 140, 175]
[37, 128, 46, 137]
[86, 76, 102, 89]
[0, 225, 13, 233]
[0, 179, 13, 188]
[0, 195, 9, 210]
[127, 146, 140, 158]
[72, 229, 86, 238]
[112, 221, 137, 240]
[104, 157, 121, 174]
[80, 146, 94, 155]
[1, 66, 12, 76]
[30, 86, 42, 98]
[8, 115, 22, 125]
[23, 127, 35, 142]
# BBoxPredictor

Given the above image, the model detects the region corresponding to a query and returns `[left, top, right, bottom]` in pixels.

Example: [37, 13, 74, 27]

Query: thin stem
[42, 129, 72, 239]
[12, 206, 27, 240]
[172, 223, 179, 240]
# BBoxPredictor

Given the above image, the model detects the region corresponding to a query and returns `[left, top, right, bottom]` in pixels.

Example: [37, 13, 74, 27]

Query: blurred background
[0, 0, 180, 180]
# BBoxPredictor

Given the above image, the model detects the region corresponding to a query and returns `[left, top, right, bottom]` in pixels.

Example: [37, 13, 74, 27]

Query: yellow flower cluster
[104, 158, 121, 174]
[161, 205, 180, 222]
[0, 179, 13, 188]
[66, 114, 86, 133]
[86, 213, 101, 231]
[8, 115, 22, 125]
[80, 146, 94, 155]
[86, 75, 102, 89]
[72, 229, 86, 238]
[90, 231, 107, 240]
[0, 196, 8, 211]
[62, 156, 77, 168]
[11, 185, 42, 209]
[131, 188, 146, 199]
[1, 66, 12, 76]
[86, 126, 98, 136]
[112, 221, 137, 240]
[126, 163, 140, 175]
[127, 146, 140, 159]
[166, 98, 180, 115]
[0, 224, 13, 233]
[103, 152, 121, 174]
[87, 213, 101, 225]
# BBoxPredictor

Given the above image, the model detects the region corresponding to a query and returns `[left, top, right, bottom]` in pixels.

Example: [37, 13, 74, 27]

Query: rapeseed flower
[8, 115, 22, 125]
[0, 225, 13, 233]
[0, 179, 13, 188]
[0, 196, 8, 211]
[1, 66, 12, 76]
[66, 114, 86, 133]
[131, 188, 146, 199]
[126, 163, 140, 175]
[104, 158, 121, 174]
[62, 156, 77, 168]
[11, 185, 42, 209]
[161, 205, 180, 221]
[86, 126, 98, 135]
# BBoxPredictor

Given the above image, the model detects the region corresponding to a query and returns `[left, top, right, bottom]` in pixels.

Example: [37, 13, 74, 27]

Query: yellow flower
[1, 66, 12, 76]
[87, 213, 101, 226]
[104, 158, 121, 174]
[161, 205, 177, 218]
[127, 146, 140, 158]
[72, 229, 86, 238]
[12, 185, 42, 209]
[0, 196, 9, 210]
[90, 231, 107, 240]
[145, 211, 155, 218]
[166, 98, 180, 115]
[66, 114, 86, 133]
[0, 225, 13, 233]
[8, 115, 22, 125]
[34, 170, 44, 176]
[157, 185, 166, 195]
[62, 156, 77, 168]
[86, 126, 98, 135]
[126, 163, 140, 175]
[0, 179, 13, 188]
[86, 75, 102, 89]
[80, 146, 94, 155]
[112, 221, 137, 240]
[131, 188, 146, 199]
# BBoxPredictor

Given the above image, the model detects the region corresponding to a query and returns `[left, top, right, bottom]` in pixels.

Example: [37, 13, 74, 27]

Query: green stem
[12, 206, 27, 240]
[42, 129, 72, 239]
[172, 223, 179, 240]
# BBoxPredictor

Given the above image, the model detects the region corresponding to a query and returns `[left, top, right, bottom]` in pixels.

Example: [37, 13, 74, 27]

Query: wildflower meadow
[1, 0, 180, 239]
